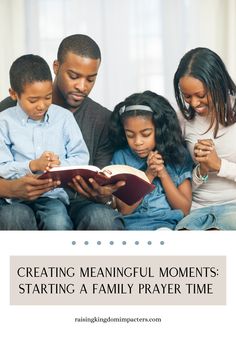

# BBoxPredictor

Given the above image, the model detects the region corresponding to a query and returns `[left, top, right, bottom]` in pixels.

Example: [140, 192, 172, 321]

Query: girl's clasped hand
[146, 150, 167, 178]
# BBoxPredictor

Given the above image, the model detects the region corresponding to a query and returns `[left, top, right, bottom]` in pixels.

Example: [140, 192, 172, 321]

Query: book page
[102, 164, 150, 183]
[48, 165, 100, 172]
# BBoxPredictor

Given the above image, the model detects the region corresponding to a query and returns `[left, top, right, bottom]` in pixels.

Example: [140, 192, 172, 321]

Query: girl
[109, 90, 193, 230]
[174, 47, 236, 230]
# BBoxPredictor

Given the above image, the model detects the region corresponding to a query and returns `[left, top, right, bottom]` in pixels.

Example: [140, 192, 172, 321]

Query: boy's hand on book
[69, 175, 125, 201]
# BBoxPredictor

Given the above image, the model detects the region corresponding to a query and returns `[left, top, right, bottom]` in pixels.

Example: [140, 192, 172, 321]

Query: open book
[39, 164, 155, 205]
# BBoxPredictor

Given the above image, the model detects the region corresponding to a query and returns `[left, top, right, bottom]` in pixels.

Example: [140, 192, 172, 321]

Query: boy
[0, 54, 89, 230]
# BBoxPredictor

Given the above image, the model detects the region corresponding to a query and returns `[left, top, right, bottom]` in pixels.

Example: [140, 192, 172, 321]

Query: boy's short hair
[57, 34, 101, 63]
[10, 54, 52, 95]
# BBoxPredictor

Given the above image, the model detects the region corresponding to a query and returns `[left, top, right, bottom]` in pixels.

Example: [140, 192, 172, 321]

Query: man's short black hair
[10, 54, 52, 95]
[57, 34, 101, 63]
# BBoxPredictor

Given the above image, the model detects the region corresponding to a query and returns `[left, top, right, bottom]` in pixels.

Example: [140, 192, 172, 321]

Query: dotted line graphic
[71, 240, 165, 246]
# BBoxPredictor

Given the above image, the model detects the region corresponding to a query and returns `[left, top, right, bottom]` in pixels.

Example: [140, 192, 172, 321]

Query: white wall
[0, 0, 236, 110]
[0, 0, 26, 98]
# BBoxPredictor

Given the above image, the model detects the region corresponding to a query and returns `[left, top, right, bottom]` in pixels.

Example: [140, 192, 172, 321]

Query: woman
[174, 47, 236, 230]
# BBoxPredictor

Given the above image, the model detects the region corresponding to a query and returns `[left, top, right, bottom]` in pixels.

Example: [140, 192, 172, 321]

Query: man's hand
[7, 175, 60, 200]
[68, 175, 125, 201]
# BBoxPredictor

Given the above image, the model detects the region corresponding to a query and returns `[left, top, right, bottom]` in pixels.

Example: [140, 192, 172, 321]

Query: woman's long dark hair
[109, 90, 186, 165]
[174, 47, 236, 137]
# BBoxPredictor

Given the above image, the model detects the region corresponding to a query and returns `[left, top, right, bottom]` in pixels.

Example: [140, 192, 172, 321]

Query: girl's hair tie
[119, 104, 153, 115]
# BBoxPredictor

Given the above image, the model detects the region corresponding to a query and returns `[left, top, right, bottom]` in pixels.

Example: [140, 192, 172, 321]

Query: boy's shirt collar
[15, 102, 50, 125]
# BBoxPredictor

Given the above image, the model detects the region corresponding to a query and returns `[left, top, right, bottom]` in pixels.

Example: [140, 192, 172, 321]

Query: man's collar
[72, 96, 88, 114]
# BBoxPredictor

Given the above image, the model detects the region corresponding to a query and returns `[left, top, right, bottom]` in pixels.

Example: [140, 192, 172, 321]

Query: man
[0, 34, 124, 230]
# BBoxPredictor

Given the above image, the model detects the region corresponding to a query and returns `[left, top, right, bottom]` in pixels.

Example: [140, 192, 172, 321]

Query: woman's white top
[183, 114, 236, 210]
